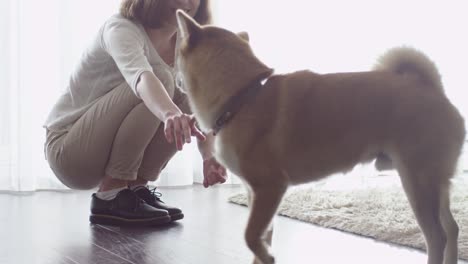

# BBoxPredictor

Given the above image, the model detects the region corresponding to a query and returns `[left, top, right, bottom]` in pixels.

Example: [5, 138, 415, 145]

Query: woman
[44, 0, 227, 226]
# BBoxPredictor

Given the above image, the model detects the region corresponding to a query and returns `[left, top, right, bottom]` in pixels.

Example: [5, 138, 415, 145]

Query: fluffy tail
[373, 46, 444, 93]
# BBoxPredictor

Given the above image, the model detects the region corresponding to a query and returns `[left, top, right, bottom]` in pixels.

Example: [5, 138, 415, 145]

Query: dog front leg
[247, 188, 274, 264]
[247, 188, 264, 264]
[245, 184, 286, 264]
[247, 187, 274, 244]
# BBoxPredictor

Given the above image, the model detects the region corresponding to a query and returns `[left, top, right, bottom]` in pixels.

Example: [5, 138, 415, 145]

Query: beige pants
[45, 83, 191, 190]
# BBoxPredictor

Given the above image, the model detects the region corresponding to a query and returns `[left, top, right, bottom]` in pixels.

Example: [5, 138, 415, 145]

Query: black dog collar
[212, 75, 269, 136]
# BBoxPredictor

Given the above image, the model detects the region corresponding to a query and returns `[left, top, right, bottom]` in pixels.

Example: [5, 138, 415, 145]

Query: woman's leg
[129, 89, 192, 221]
[104, 101, 165, 183]
[135, 88, 191, 182]
[45, 83, 171, 226]
[46, 83, 161, 189]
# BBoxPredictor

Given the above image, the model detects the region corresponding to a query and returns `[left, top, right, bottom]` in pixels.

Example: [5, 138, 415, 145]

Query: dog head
[175, 10, 273, 131]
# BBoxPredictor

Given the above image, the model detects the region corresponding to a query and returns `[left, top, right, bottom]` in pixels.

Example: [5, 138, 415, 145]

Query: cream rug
[229, 179, 468, 260]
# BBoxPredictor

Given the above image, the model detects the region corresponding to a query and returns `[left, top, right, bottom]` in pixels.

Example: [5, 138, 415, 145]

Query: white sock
[95, 187, 127, 201]
[129, 184, 148, 191]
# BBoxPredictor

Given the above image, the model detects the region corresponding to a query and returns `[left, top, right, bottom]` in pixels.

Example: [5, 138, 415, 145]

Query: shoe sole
[170, 213, 184, 221]
[89, 214, 171, 226]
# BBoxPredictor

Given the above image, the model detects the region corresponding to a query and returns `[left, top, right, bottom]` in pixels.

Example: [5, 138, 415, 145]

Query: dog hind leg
[398, 165, 447, 264]
[439, 185, 459, 264]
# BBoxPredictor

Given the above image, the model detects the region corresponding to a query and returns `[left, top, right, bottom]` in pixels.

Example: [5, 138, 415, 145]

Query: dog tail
[373, 46, 443, 93]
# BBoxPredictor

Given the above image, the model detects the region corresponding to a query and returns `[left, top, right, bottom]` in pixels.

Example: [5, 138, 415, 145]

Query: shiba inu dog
[176, 10, 465, 264]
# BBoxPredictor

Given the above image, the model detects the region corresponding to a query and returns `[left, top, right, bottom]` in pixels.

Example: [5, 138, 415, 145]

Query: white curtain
[2, 0, 467, 191]
[0, 0, 208, 191]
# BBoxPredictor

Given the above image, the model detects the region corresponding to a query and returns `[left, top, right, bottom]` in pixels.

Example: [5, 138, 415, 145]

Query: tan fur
[176, 10, 466, 264]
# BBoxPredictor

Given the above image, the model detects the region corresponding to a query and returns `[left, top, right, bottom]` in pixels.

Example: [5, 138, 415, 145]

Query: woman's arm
[198, 133, 228, 188]
[137, 71, 182, 121]
[137, 71, 204, 150]
[102, 21, 204, 149]
[197, 132, 215, 160]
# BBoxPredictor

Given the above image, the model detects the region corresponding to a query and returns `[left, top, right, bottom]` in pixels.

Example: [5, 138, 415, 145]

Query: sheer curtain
[0, 0, 206, 191]
[214, 0, 468, 185]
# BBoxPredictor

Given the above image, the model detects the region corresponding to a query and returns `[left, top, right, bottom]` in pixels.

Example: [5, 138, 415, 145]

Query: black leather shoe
[90, 189, 171, 226]
[133, 186, 184, 221]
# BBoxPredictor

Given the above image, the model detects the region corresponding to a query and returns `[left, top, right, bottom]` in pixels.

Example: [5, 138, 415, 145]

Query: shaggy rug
[228, 179, 468, 260]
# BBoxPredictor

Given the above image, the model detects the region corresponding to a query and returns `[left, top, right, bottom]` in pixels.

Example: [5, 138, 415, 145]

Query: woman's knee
[112, 82, 141, 106]
[65, 179, 101, 190]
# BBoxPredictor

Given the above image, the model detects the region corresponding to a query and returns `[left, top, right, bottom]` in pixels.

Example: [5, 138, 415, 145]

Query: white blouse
[44, 14, 180, 131]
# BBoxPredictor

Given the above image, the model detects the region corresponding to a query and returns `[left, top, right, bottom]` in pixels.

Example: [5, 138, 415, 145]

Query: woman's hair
[120, 0, 212, 28]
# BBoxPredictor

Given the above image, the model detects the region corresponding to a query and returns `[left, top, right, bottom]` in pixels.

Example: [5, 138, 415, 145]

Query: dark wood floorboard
[1, 184, 466, 264]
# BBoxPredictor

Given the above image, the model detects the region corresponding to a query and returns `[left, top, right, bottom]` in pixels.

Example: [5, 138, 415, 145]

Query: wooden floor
[0, 184, 466, 264]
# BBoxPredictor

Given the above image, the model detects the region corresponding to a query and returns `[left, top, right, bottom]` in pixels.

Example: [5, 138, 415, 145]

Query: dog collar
[212, 74, 270, 136]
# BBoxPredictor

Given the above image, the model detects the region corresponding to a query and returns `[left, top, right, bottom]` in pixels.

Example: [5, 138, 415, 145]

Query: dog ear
[237, 31, 250, 42]
[176, 9, 201, 41]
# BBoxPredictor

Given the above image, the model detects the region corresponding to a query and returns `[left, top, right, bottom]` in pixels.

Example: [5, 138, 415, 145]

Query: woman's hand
[164, 113, 206, 150]
[203, 156, 228, 188]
